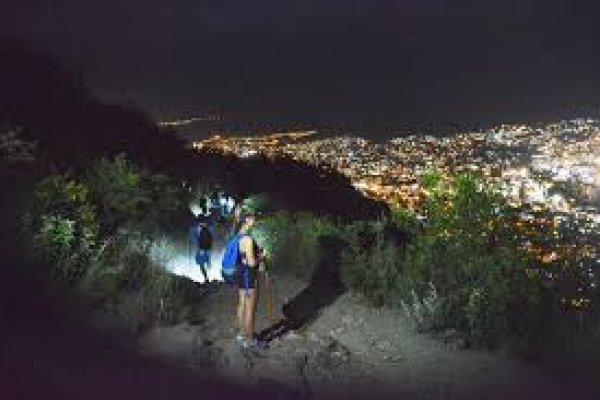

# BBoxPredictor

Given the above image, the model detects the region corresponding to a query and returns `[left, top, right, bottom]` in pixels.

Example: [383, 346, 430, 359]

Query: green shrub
[27, 174, 98, 282]
[23, 158, 192, 332]
[400, 173, 541, 347]
[35, 214, 76, 272]
[83, 155, 147, 233]
[390, 205, 421, 238]
[340, 219, 404, 306]
[79, 230, 189, 332]
[142, 173, 189, 235]
[111, 268, 180, 333]
[83, 154, 188, 236]
[255, 211, 339, 280]
[400, 282, 442, 332]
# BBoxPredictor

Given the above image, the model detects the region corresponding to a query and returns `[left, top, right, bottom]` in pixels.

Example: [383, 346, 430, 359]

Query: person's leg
[197, 250, 210, 282]
[194, 251, 203, 281]
[237, 290, 246, 337]
[243, 288, 258, 340]
[200, 261, 209, 282]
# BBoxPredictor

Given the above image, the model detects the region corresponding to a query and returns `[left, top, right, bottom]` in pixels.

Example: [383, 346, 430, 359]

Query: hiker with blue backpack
[189, 214, 214, 283]
[221, 205, 265, 349]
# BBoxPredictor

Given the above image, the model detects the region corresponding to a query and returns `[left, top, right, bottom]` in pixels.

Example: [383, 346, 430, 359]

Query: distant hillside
[0, 38, 386, 221]
[181, 151, 388, 221]
[1, 38, 186, 173]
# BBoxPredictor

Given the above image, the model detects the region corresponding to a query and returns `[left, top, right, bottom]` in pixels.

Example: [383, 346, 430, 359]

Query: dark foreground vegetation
[2, 37, 600, 398]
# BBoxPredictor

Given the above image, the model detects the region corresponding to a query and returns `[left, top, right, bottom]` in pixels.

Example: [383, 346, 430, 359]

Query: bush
[25, 169, 191, 332]
[142, 173, 190, 236]
[83, 155, 146, 234]
[254, 211, 339, 280]
[400, 282, 442, 332]
[340, 219, 405, 306]
[390, 205, 421, 238]
[35, 214, 75, 264]
[401, 173, 541, 347]
[78, 229, 190, 332]
[113, 263, 180, 332]
[26, 174, 98, 282]
[257, 211, 409, 307]
[83, 154, 189, 236]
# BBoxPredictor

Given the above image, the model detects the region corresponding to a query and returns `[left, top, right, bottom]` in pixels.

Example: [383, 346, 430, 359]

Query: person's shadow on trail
[257, 235, 346, 344]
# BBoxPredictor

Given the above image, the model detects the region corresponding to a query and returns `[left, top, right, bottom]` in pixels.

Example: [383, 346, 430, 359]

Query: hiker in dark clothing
[189, 215, 214, 283]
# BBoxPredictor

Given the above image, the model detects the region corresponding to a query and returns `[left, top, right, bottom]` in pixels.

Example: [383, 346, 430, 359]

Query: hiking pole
[264, 264, 277, 324]
[265, 271, 274, 324]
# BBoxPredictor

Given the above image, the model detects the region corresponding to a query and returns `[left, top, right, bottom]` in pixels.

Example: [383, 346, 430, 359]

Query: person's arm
[239, 236, 257, 268]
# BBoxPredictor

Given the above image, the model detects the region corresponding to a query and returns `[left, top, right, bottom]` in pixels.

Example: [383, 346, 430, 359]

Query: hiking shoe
[235, 333, 245, 345]
[241, 338, 269, 350]
[240, 338, 256, 349]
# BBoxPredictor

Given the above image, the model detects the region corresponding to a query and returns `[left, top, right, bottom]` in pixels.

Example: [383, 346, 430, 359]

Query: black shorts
[236, 266, 258, 290]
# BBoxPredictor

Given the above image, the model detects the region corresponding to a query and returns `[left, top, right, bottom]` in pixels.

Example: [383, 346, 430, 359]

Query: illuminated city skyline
[189, 117, 600, 290]
[190, 118, 600, 222]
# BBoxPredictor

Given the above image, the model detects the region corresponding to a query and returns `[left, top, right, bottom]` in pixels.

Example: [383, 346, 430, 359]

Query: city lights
[189, 120, 600, 303]
[191, 120, 600, 226]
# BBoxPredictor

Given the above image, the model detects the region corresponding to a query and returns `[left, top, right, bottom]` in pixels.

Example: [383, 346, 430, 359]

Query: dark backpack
[197, 226, 213, 250]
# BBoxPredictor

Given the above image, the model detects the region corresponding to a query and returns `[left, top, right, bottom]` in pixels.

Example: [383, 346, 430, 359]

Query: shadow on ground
[257, 235, 347, 343]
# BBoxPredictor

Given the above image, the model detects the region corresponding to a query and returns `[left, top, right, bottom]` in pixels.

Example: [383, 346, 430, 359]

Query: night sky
[3, 0, 600, 138]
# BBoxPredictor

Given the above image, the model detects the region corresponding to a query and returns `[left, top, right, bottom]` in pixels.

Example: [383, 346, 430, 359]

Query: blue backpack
[221, 234, 239, 283]
[221, 234, 250, 285]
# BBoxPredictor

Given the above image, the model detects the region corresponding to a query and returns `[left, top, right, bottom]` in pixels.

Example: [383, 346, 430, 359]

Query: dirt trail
[138, 272, 599, 400]
[149, 223, 598, 399]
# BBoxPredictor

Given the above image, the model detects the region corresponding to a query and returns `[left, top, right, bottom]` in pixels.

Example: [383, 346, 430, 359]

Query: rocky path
[138, 273, 599, 400]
